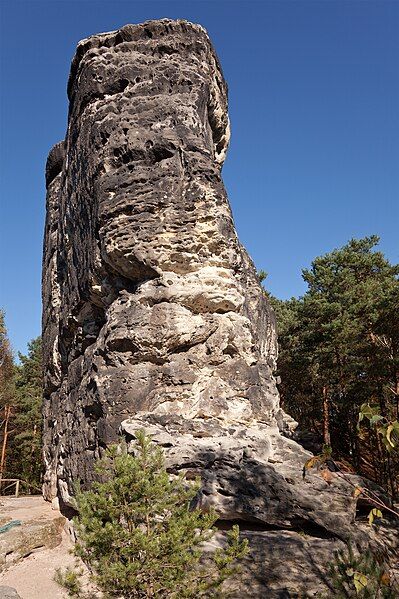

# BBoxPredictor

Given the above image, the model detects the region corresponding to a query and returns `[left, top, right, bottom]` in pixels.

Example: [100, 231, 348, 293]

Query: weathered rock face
[43, 17, 280, 501]
[43, 20, 397, 597]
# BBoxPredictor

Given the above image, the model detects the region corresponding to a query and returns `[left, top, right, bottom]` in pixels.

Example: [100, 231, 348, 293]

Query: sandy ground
[0, 496, 59, 523]
[0, 496, 76, 599]
[0, 532, 75, 599]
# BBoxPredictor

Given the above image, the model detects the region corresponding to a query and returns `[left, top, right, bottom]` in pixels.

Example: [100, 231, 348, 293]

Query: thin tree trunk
[351, 407, 360, 469]
[322, 386, 331, 446]
[29, 423, 38, 491]
[375, 431, 387, 489]
[0, 405, 11, 482]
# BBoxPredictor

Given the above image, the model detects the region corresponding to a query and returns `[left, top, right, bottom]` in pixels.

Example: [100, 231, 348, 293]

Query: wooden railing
[0, 478, 22, 496]
[0, 478, 42, 497]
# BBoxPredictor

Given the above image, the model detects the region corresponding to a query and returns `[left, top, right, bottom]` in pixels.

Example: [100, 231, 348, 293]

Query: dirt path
[0, 496, 75, 598]
[0, 532, 74, 599]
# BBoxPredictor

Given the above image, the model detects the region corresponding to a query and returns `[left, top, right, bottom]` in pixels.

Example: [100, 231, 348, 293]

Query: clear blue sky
[1, 0, 398, 356]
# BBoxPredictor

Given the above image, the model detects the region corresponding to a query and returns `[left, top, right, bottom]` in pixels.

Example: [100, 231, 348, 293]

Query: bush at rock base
[56, 431, 248, 598]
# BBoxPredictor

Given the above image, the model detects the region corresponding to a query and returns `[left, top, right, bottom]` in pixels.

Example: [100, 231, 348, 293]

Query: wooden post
[15, 479, 20, 498]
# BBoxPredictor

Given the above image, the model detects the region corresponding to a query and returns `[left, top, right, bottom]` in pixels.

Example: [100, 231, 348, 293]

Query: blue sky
[0, 0, 398, 356]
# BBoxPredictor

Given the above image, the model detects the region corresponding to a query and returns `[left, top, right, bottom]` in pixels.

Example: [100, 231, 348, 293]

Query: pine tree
[13, 336, 43, 489]
[0, 310, 16, 483]
[0, 324, 43, 492]
[271, 237, 399, 495]
[57, 432, 248, 598]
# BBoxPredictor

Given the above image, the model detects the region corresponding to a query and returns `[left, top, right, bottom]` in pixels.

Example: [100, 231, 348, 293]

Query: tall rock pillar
[43, 20, 397, 597]
[43, 18, 282, 502]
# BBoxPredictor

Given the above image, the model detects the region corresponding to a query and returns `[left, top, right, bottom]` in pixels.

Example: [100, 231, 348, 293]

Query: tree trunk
[322, 386, 331, 446]
[0, 404, 11, 482]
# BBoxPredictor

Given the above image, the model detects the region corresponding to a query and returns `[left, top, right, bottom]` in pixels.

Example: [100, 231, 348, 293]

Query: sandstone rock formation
[43, 20, 397, 597]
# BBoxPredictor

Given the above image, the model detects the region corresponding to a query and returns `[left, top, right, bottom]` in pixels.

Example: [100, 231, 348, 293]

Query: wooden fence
[0, 478, 22, 497]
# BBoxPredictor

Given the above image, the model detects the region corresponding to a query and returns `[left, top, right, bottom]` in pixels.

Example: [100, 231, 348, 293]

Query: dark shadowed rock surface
[42, 19, 398, 597]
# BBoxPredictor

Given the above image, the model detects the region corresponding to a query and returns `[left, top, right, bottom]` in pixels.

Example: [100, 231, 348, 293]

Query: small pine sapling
[56, 431, 248, 598]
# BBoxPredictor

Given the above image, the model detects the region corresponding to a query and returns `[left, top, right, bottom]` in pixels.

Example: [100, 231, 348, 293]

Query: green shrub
[55, 566, 84, 597]
[56, 431, 248, 598]
[325, 541, 398, 598]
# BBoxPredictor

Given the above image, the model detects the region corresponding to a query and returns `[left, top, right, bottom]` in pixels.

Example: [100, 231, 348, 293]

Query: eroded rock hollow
[43, 20, 397, 597]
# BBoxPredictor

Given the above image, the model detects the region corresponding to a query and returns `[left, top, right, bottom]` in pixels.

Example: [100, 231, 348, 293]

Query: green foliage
[325, 542, 398, 598]
[0, 316, 43, 492]
[13, 337, 43, 488]
[367, 508, 383, 527]
[271, 237, 399, 495]
[358, 403, 399, 453]
[0, 310, 15, 402]
[55, 566, 84, 597]
[257, 269, 268, 284]
[0, 310, 17, 484]
[57, 432, 248, 598]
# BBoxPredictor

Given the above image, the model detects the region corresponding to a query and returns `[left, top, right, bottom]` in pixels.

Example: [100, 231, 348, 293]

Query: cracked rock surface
[43, 19, 398, 597]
